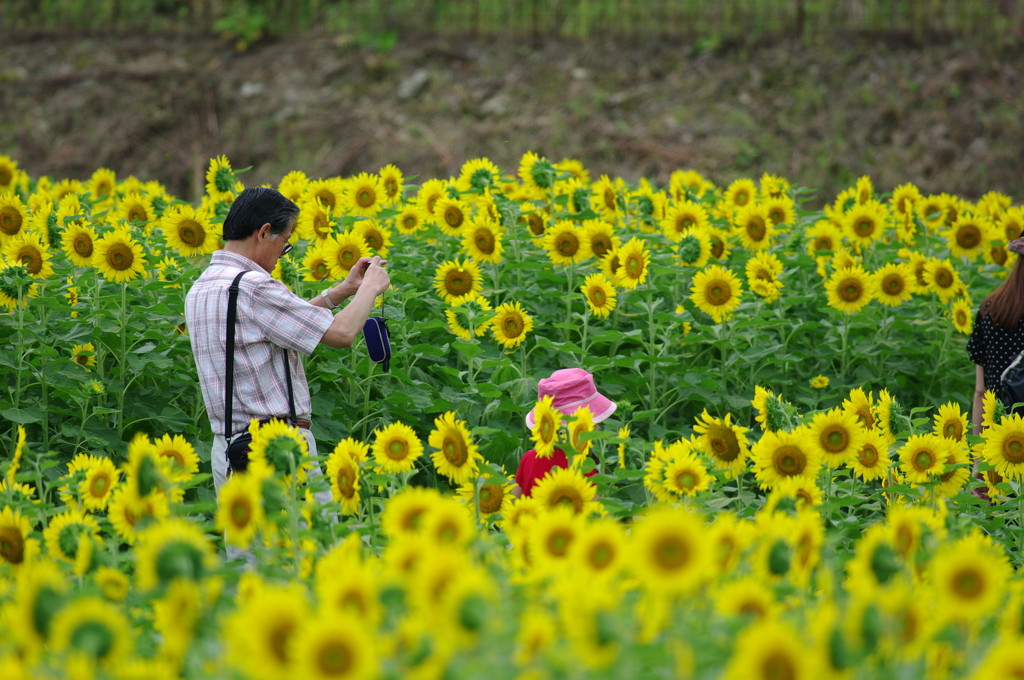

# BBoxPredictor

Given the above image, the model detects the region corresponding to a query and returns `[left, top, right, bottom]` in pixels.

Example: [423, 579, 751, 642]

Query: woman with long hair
[967, 239, 1024, 434]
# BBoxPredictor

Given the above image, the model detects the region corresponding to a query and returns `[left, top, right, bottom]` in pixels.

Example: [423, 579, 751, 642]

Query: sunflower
[462, 216, 504, 263]
[763, 195, 796, 228]
[160, 203, 215, 257]
[614, 236, 650, 289]
[275, 170, 309, 204]
[297, 197, 337, 242]
[49, 596, 132, 666]
[353, 219, 392, 257]
[580, 272, 617, 318]
[531, 466, 600, 516]
[922, 257, 962, 303]
[342, 172, 384, 218]
[454, 157, 501, 194]
[490, 300, 534, 350]
[867, 263, 914, 308]
[843, 199, 889, 248]
[226, 582, 311, 680]
[519, 202, 548, 240]
[803, 219, 843, 256]
[897, 433, 950, 484]
[692, 409, 750, 475]
[70, 342, 96, 369]
[526, 505, 581, 575]
[432, 196, 469, 237]
[808, 408, 865, 467]
[134, 517, 217, 591]
[391, 206, 423, 236]
[734, 203, 775, 251]
[0, 505, 34, 568]
[714, 577, 778, 621]
[79, 456, 119, 511]
[116, 190, 155, 227]
[324, 231, 369, 278]
[745, 251, 783, 288]
[724, 177, 757, 211]
[661, 200, 710, 241]
[216, 472, 266, 547]
[433, 258, 483, 306]
[707, 225, 732, 260]
[444, 296, 493, 340]
[929, 532, 1012, 624]
[690, 264, 743, 323]
[106, 486, 168, 545]
[428, 411, 481, 486]
[981, 412, 1024, 481]
[303, 176, 348, 214]
[301, 241, 332, 282]
[92, 226, 145, 283]
[381, 486, 443, 539]
[544, 220, 589, 265]
[557, 519, 621, 585]
[43, 509, 100, 565]
[750, 427, 822, 489]
[0, 155, 19, 192]
[675, 228, 713, 268]
[290, 611, 377, 680]
[825, 264, 873, 314]
[152, 433, 199, 482]
[628, 506, 710, 594]
[376, 163, 405, 205]
[325, 455, 361, 517]
[581, 218, 619, 260]
[414, 178, 449, 222]
[943, 214, 992, 260]
[847, 428, 891, 482]
[519, 150, 557, 193]
[4, 232, 54, 279]
[371, 421, 424, 475]
[457, 476, 512, 520]
[931, 401, 968, 443]
[530, 394, 561, 459]
[0, 192, 28, 244]
[205, 155, 238, 202]
[935, 441, 971, 498]
[662, 453, 711, 496]
[971, 640, 1024, 680]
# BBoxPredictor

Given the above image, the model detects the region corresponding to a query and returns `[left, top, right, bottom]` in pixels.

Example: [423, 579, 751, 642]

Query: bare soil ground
[2, 31, 1022, 204]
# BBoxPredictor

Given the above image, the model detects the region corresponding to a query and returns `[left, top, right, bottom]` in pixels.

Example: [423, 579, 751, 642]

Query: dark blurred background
[2, 0, 1023, 204]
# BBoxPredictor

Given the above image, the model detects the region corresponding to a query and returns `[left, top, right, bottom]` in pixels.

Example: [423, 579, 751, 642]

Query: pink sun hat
[524, 368, 617, 429]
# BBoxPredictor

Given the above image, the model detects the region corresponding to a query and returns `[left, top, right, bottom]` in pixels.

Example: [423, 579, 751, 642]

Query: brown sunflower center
[710, 237, 725, 259]
[1002, 434, 1024, 464]
[589, 286, 607, 307]
[677, 216, 695, 233]
[444, 205, 464, 229]
[822, 427, 849, 453]
[956, 225, 981, 249]
[89, 472, 111, 497]
[587, 541, 615, 570]
[624, 252, 644, 279]
[590, 234, 612, 257]
[501, 313, 524, 338]
[950, 567, 984, 599]
[73, 232, 93, 258]
[106, 243, 135, 271]
[652, 534, 690, 571]
[526, 213, 545, 236]
[912, 450, 935, 471]
[556, 232, 579, 257]
[127, 205, 148, 223]
[708, 427, 740, 462]
[478, 484, 503, 514]
[773, 445, 806, 476]
[762, 651, 797, 680]
[934, 269, 953, 288]
[17, 246, 42, 275]
[442, 436, 469, 467]
[853, 217, 876, 237]
[858, 445, 879, 468]
[745, 216, 766, 241]
[942, 420, 963, 441]
[0, 207, 22, 235]
[0, 526, 25, 565]
[313, 214, 331, 239]
[444, 269, 474, 297]
[705, 280, 732, 306]
[338, 246, 360, 269]
[178, 219, 205, 248]
[537, 414, 556, 443]
[269, 622, 295, 665]
[384, 177, 399, 197]
[473, 228, 495, 254]
[335, 466, 356, 498]
[230, 496, 252, 527]
[839, 277, 863, 303]
[386, 440, 409, 461]
[316, 190, 336, 210]
[312, 261, 329, 281]
[363, 229, 383, 251]
[813, 236, 833, 251]
[733, 190, 750, 207]
[548, 486, 584, 514]
[546, 528, 573, 558]
[883, 274, 904, 295]
[674, 470, 697, 490]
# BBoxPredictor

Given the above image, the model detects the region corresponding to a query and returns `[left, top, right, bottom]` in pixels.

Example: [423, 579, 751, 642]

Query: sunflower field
[0, 151, 1022, 678]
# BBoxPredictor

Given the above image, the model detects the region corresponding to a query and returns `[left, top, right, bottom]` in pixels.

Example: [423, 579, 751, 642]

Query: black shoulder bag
[362, 293, 391, 372]
[224, 270, 296, 474]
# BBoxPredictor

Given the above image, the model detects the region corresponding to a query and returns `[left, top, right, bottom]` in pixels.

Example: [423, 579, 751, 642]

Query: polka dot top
[966, 308, 1024, 390]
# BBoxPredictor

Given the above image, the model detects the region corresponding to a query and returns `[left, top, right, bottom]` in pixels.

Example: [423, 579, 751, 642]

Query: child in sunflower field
[512, 368, 617, 497]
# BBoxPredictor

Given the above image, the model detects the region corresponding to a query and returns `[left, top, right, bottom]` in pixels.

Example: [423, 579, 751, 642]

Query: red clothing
[515, 448, 596, 497]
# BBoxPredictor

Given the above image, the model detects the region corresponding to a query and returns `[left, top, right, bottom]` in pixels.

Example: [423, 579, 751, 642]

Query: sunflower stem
[646, 288, 657, 414]
[839, 313, 851, 384]
[115, 282, 128, 433]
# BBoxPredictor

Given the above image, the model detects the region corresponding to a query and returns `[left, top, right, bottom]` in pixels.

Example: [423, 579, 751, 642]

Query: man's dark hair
[222, 187, 300, 240]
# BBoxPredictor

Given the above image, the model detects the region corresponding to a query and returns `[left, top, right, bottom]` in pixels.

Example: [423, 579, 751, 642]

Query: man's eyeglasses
[280, 242, 294, 257]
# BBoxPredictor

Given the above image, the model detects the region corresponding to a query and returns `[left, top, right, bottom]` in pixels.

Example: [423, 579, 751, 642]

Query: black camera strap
[224, 270, 295, 444]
